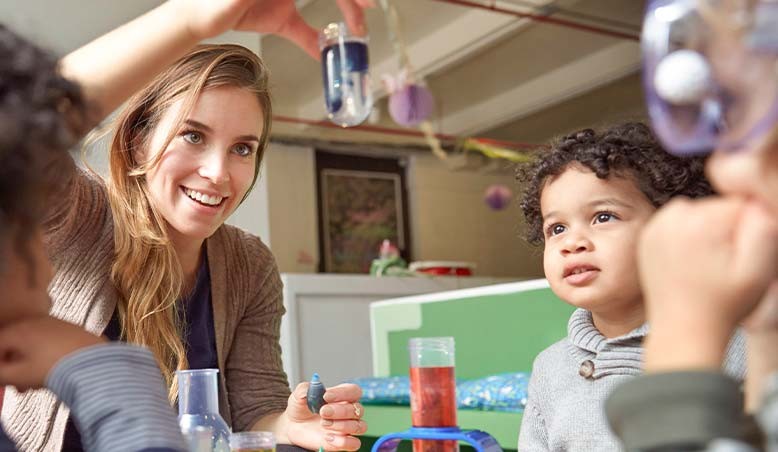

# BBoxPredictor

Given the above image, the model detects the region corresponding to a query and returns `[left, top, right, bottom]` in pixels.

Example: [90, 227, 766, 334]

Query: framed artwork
[316, 151, 411, 273]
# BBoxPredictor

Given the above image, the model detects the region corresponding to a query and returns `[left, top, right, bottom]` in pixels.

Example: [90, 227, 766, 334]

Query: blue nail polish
[307, 372, 326, 414]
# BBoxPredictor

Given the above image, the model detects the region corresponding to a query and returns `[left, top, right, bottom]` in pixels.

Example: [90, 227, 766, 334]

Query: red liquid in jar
[409, 366, 458, 452]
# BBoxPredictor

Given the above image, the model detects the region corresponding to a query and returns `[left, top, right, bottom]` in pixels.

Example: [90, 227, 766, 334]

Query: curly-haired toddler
[516, 122, 747, 451]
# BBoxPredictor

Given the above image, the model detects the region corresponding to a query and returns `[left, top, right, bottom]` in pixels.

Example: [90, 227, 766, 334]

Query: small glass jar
[229, 431, 276, 452]
[319, 22, 373, 127]
[177, 369, 231, 452]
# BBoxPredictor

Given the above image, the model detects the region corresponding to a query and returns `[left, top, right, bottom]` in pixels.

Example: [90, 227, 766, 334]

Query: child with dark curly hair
[0, 23, 188, 451]
[516, 122, 746, 451]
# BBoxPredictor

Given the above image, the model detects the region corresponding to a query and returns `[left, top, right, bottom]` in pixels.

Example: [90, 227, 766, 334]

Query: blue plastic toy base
[371, 427, 502, 452]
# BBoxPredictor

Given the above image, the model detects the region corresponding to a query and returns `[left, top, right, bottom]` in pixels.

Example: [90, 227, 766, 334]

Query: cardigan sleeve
[223, 234, 291, 432]
[41, 166, 110, 260]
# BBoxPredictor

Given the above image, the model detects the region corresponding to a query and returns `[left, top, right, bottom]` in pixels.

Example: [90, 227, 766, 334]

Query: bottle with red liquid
[409, 337, 458, 452]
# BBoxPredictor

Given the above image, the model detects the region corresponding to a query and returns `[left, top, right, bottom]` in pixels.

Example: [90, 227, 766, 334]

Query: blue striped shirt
[0, 343, 186, 452]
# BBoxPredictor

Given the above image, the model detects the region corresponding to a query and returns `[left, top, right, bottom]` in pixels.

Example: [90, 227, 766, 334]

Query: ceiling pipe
[272, 115, 539, 149]
[430, 0, 641, 41]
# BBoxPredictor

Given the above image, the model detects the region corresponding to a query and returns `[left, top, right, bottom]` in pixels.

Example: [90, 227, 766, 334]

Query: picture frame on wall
[316, 151, 411, 273]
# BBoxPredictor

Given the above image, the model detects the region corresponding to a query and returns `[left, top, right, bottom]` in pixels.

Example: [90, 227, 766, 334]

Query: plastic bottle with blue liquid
[319, 22, 373, 127]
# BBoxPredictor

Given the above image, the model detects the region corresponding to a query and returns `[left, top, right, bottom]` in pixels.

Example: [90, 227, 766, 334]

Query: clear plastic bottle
[319, 22, 373, 127]
[178, 369, 231, 452]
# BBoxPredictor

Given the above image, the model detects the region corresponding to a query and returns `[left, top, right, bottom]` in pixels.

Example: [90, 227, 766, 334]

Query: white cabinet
[280, 274, 515, 386]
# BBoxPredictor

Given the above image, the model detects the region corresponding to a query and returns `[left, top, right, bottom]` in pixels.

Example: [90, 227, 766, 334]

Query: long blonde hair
[107, 44, 272, 402]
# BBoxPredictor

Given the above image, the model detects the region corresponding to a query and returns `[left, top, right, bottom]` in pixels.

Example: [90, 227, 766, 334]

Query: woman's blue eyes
[181, 131, 254, 157]
[183, 131, 202, 144]
[232, 143, 253, 157]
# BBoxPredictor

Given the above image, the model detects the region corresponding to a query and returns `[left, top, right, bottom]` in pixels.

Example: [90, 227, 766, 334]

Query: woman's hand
[174, 0, 375, 59]
[285, 381, 366, 451]
[62, 0, 373, 129]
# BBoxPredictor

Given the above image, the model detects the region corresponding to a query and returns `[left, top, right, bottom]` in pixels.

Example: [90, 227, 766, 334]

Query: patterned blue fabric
[348, 372, 529, 412]
[348, 376, 411, 405]
[457, 372, 529, 412]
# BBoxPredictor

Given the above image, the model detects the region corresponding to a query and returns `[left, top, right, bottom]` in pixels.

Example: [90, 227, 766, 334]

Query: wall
[407, 152, 543, 278]
[263, 143, 320, 273]
[261, 143, 544, 278]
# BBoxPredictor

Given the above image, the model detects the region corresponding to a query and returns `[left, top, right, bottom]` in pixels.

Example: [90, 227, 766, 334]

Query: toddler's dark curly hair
[0, 24, 88, 260]
[518, 122, 713, 245]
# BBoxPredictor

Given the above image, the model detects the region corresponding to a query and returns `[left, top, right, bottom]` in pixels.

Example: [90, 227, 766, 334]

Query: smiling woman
[2, 44, 365, 452]
[105, 46, 272, 405]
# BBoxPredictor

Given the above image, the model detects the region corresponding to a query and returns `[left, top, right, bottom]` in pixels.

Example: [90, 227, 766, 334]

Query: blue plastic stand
[371, 427, 503, 452]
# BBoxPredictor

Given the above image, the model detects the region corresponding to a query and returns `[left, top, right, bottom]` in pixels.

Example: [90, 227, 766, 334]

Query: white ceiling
[1, 0, 649, 148]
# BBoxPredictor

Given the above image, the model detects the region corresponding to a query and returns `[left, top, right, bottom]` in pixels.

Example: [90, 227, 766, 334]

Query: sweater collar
[566, 308, 647, 379]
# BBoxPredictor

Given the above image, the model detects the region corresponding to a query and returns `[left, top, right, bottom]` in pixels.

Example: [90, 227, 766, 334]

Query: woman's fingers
[323, 383, 362, 403]
[323, 433, 362, 451]
[320, 401, 365, 420]
[321, 418, 368, 435]
[336, 0, 370, 36]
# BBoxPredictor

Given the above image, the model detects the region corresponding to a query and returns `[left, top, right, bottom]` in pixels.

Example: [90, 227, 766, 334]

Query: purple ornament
[484, 185, 513, 211]
[388, 83, 435, 127]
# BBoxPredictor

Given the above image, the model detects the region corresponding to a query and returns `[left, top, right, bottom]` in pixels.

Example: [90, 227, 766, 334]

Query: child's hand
[640, 197, 778, 371]
[0, 316, 106, 391]
[285, 382, 365, 451]
[743, 281, 778, 333]
[742, 282, 778, 411]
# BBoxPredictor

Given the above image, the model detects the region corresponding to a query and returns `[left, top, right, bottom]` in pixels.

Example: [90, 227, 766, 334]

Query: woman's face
[141, 86, 263, 246]
[707, 133, 778, 214]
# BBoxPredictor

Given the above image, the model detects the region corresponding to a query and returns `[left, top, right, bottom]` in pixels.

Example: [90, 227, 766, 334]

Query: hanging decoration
[484, 184, 514, 211]
[384, 70, 435, 127]
[377, 0, 540, 164]
[460, 138, 536, 163]
[378, 0, 446, 160]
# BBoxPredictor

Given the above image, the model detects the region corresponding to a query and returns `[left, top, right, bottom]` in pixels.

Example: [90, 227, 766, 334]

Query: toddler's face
[540, 167, 656, 315]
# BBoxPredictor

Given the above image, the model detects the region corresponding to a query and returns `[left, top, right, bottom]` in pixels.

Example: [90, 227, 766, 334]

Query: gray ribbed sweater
[517, 308, 747, 452]
[1, 169, 290, 451]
